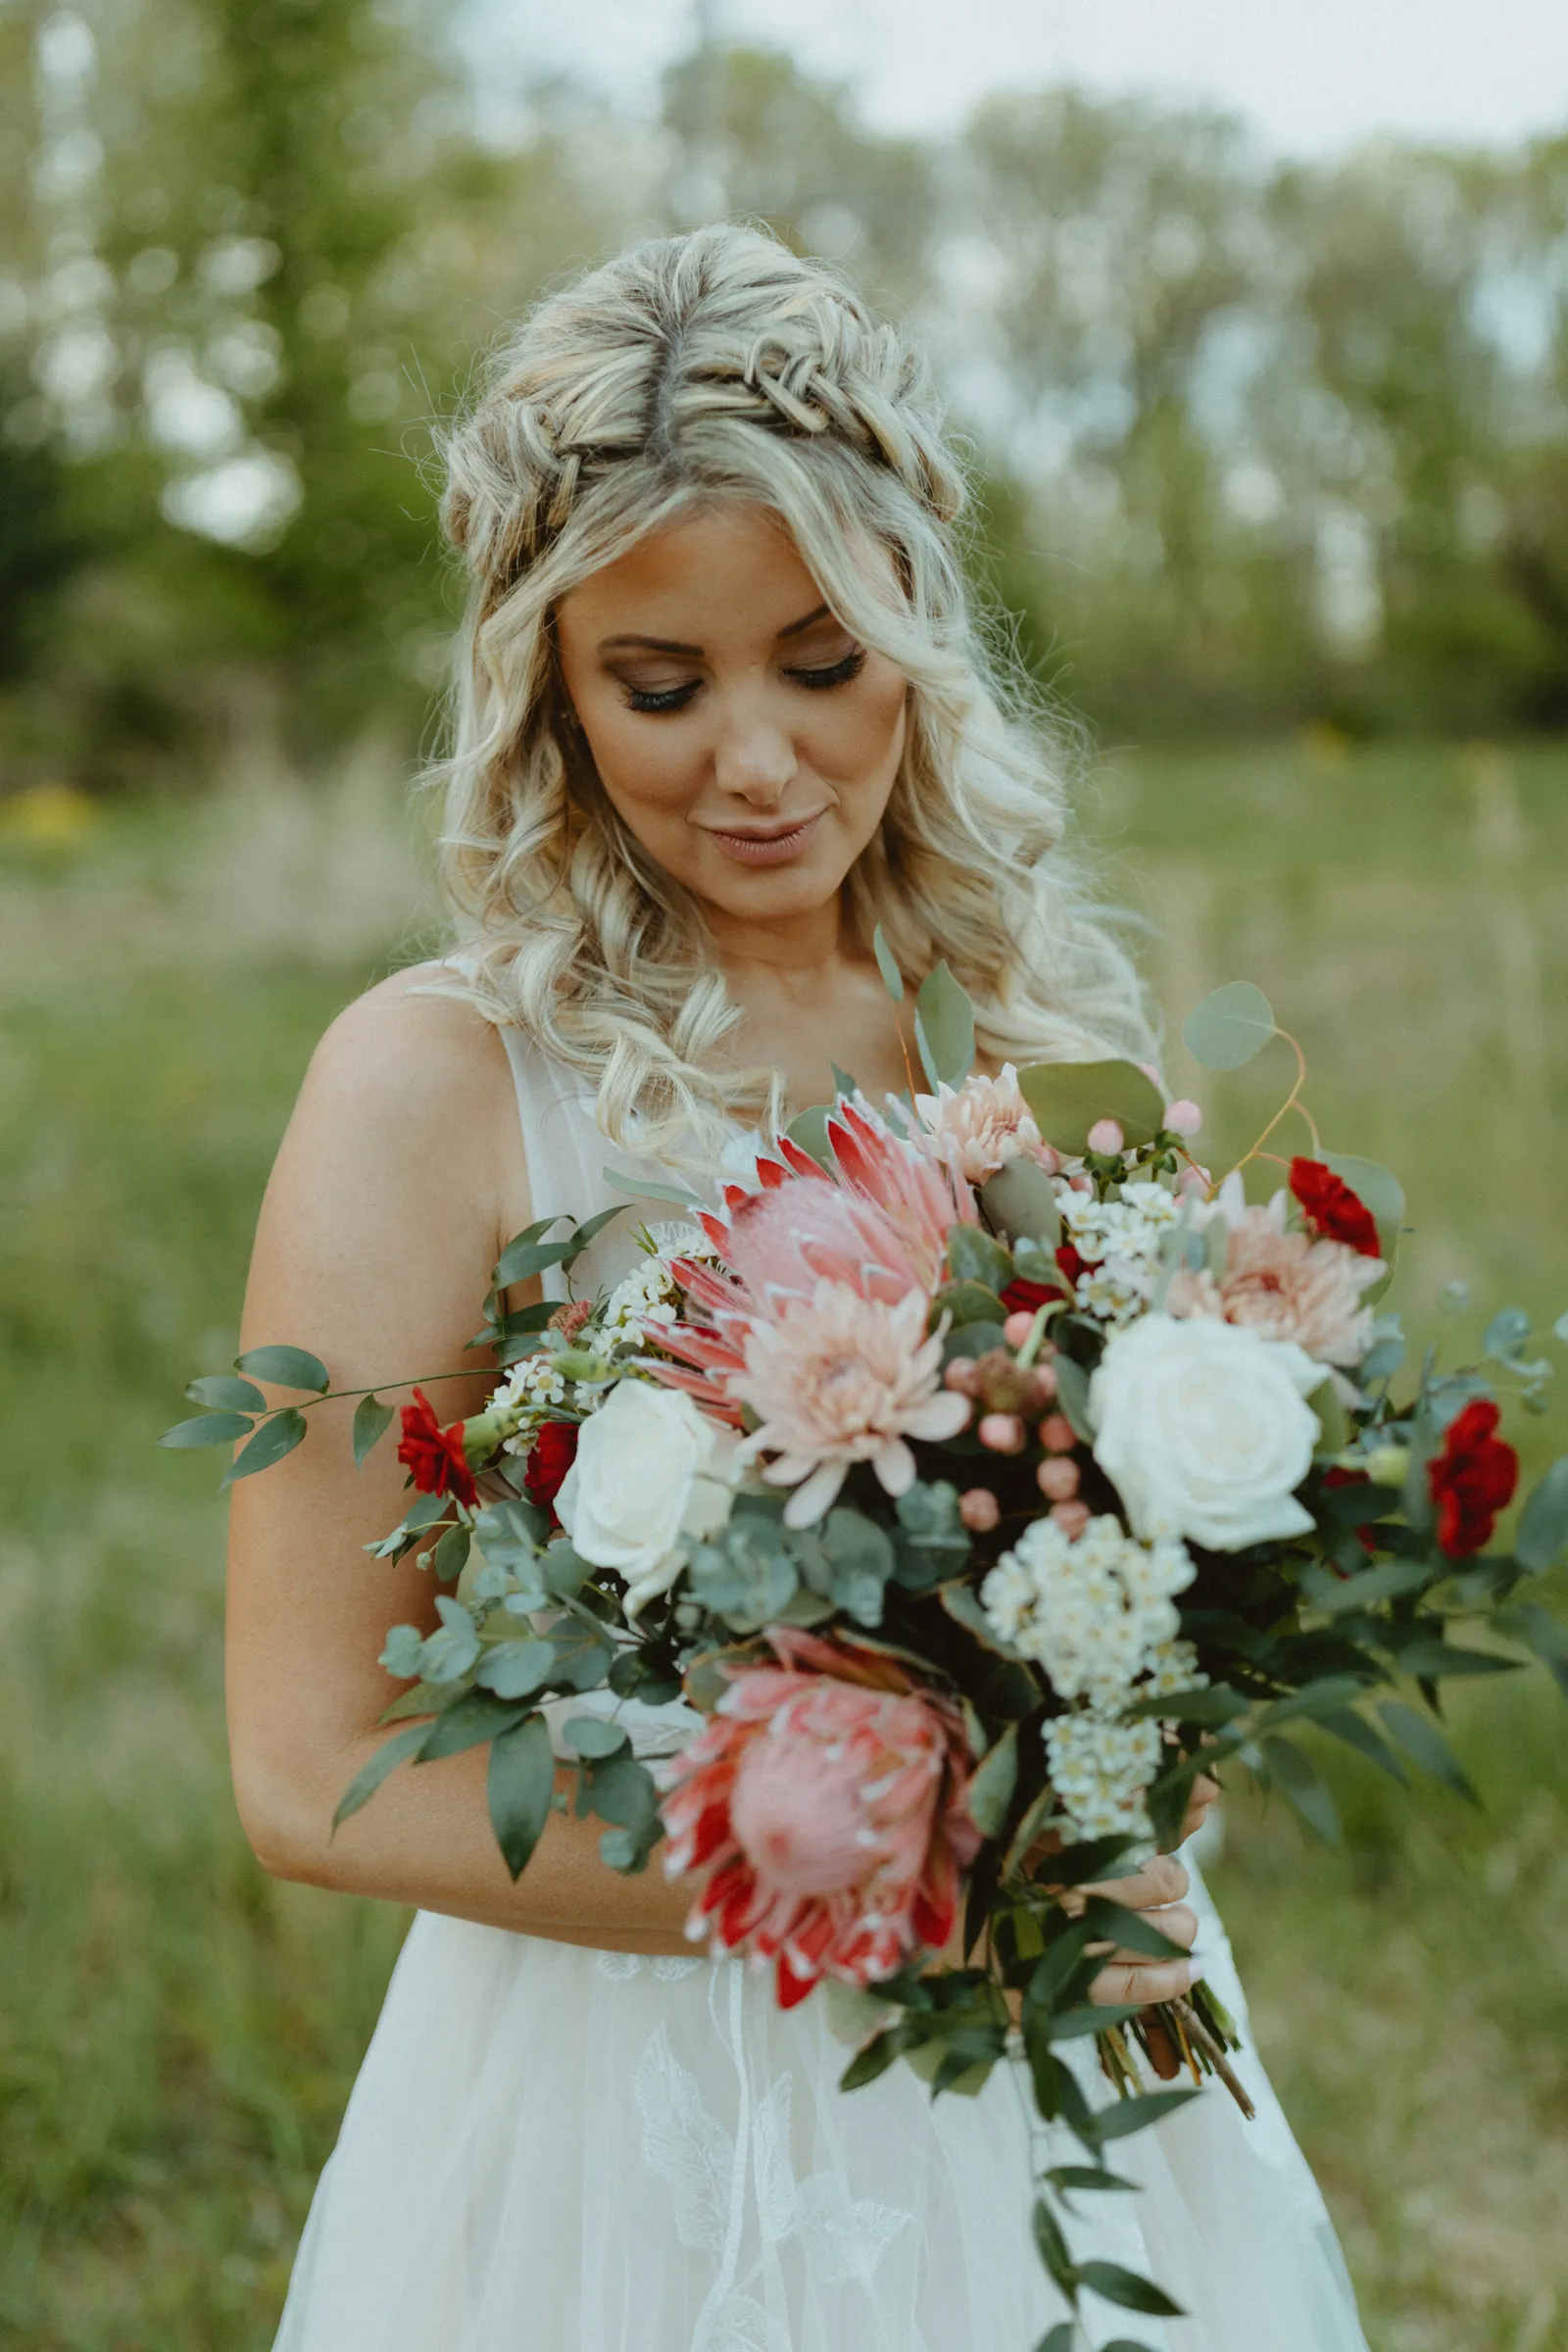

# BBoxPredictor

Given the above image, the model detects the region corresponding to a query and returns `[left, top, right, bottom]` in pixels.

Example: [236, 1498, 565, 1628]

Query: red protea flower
[1428, 1399, 1518, 1557]
[657, 1629, 982, 2008]
[522, 1417, 578, 1513]
[396, 1389, 478, 1507]
[1289, 1158, 1382, 1258]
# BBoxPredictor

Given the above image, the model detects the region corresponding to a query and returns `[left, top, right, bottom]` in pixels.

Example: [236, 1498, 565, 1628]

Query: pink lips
[703, 811, 826, 866]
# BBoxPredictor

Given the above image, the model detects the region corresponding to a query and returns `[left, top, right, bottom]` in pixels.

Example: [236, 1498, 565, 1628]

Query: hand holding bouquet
[168, 960, 1568, 2347]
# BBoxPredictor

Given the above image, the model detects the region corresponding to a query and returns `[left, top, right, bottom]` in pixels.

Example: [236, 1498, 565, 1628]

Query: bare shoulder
[267, 959, 523, 1252]
[304, 960, 509, 1125]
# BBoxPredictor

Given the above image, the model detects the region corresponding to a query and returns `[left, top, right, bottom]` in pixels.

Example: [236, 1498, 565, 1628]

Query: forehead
[556, 500, 829, 651]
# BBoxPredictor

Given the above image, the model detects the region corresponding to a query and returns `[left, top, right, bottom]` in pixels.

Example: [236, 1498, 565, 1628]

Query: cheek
[578, 696, 700, 821]
[809, 664, 907, 789]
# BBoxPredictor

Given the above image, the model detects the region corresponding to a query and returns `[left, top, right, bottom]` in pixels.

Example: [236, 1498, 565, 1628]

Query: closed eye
[786, 648, 866, 692]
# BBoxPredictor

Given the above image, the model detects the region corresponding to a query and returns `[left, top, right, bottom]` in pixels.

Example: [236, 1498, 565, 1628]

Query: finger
[1080, 1853, 1190, 1912]
[1086, 1907, 1198, 1966]
[1090, 1956, 1202, 2007]
[1178, 1774, 1221, 1843]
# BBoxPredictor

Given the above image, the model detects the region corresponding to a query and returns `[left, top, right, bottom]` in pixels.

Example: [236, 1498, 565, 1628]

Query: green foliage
[1016, 1059, 1166, 1153]
[1181, 982, 1278, 1071]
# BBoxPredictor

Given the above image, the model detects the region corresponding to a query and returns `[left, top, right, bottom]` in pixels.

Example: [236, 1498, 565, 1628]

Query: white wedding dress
[272, 1026, 1371, 2352]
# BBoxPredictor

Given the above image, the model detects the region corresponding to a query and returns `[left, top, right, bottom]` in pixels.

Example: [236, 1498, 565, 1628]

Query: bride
[227, 223, 1370, 2350]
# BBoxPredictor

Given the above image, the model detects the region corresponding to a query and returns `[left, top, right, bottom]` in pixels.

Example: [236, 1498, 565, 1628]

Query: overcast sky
[478, 0, 1568, 156]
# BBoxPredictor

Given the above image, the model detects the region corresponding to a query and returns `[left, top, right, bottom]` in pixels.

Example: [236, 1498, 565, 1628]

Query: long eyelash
[623, 682, 701, 714]
[789, 648, 866, 691]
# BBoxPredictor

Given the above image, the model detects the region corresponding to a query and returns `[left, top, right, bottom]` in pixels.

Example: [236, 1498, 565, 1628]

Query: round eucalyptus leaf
[1181, 981, 1277, 1071]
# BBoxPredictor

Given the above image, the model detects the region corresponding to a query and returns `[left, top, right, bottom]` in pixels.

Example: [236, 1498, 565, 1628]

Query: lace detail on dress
[632, 1963, 912, 2350]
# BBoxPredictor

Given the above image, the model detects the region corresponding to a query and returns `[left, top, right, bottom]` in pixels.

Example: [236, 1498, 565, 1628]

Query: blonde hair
[434, 221, 1152, 1163]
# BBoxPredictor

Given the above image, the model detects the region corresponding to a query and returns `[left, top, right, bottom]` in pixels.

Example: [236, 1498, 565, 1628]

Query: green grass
[1, 740, 1565, 2349]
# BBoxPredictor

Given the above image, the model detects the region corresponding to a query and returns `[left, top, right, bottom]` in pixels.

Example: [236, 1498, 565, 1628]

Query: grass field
[1, 736, 1565, 2350]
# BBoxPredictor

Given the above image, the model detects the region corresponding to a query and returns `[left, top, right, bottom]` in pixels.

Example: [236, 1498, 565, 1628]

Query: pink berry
[1038, 1412, 1077, 1453]
[1165, 1098, 1202, 1139]
[1176, 1162, 1212, 1199]
[1087, 1118, 1125, 1156]
[958, 1487, 1001, 1533]
[943, 1358, 979, 1394]
[1037, 1455, 1080, 1500]
[1032, 1359, 1059, 1401]
[1003, 1309, 1037, 1348]
[978, 1411, 1026, 1454]
[1050, 1499, 1092, 1539]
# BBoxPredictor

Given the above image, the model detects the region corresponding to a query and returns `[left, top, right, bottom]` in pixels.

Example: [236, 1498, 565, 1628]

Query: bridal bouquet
[168, 958, 1568, 2350]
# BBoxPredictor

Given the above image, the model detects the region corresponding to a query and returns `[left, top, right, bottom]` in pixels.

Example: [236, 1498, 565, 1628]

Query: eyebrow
[597, 603, 833, 656]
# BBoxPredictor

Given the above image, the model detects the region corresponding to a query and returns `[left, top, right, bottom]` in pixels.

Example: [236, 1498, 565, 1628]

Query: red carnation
[524, 1417, 578, 1514]
[1001, 1245, 1085, 1320]
[1289, 1158, 1382, 1258]
[396, 1388, 478, 1507]
[1427, 1399, 1517, 1558]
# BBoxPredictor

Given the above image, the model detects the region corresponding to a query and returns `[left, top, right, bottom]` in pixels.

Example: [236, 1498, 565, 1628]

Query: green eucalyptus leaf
[159, 1410, 255, 1448]
[979, 1158, 1062, 1248]
[1071, 2262, 1184, 2319]
[965, 1723, 1018, 1837]
[417, 1689, 531, 1761]
[932, 1278, 1006, 1328]
[1085, 2087, 1200, 2143]
[1015, 1059, 1165, 1156]
[1516, 1457, 1568, 1572]
[492, 1234, 579, 1287]
[946, 1223, 1014, 1293]
[1377, 1699, 1480, 1803]
[332, 1722, 429, 1833]
[222, 1407, 307, 1485]
[487, 1710, 555, 1878]
[602, 1166, 704, 1207]
[185, 1375, 267, 1412]
[352, 1392, 395, 1468]
[785, 1102, 834, 1170]
[912, 961, 976, 1090]
[1181, 981, 1276, 1071]
[871, 921, 905, 1004]
[563, 1716, 630, 1760]
[431, 1521, 471, 1583]
[473, 1639, 561, 1700]
[234, 1344, 330, 1394]
[1260, 1735, 1341, 1843]
[582, 1751, 660, 1833]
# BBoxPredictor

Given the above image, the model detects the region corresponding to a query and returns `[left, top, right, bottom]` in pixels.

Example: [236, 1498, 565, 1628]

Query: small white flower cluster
[1058, 1180, 1182, 1329]
[602, 1222, 716, 1346]
[1043, 1714, 1166, 1840]
[981, 1511, 1196, 1706]
[981, 1509, 1203, 1846]
[490, 1351, 570, 1454]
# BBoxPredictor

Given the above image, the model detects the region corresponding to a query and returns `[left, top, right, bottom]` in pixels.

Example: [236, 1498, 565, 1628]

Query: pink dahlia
[915, 1066, 1055, 1186]
[731, 1279, 970, 1526]
[659, 1629, 982, 2005]
[1167, 1203, 1383, 1368]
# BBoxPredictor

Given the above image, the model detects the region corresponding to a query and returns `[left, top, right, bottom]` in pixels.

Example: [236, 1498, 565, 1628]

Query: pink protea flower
[731, 1280, 969, 1526]
[1167, 1200, 1383, 1368]
[658, 1629, 983, 2006]
[914, 1065, 1055, 1185]
[646, 1094, 977, 1487]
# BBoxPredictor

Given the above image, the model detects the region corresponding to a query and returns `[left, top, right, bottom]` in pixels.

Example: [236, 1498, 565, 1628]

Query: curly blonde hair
[435, 220, 1152, 1163]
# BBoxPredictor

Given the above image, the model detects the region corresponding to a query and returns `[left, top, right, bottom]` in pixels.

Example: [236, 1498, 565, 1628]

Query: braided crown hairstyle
[435, 221, 1152, 1163]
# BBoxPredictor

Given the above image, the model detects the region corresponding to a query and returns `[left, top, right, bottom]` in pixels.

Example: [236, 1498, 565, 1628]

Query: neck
[703, 895, 855, 991]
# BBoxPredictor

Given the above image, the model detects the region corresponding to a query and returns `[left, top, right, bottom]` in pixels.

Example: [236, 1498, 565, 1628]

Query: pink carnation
[732, 1281, 970, 1527]
[915, 1066, 1055, 1185]
[1168, 1205, 1382, 1367]
[658, 1629, 983, 2006]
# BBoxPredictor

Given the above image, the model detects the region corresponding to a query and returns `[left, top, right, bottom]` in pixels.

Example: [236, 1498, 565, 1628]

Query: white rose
[556, 1379, 739, 1615]
[1089, 1311, 1321, 1551]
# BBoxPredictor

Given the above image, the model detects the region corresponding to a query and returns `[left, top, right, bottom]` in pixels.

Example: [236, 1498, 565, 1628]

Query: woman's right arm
[224, 974, 697, 1953]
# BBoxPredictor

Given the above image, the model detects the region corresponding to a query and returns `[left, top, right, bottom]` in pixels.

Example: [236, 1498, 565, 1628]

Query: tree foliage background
[3, 3, 1568, 774]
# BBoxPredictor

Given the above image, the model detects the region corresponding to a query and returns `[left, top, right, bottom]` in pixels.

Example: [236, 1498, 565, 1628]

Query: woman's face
[554, 501, 907, 936]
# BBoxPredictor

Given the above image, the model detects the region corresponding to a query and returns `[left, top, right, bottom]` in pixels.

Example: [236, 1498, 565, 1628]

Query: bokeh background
[2, 4, 1567, 2346]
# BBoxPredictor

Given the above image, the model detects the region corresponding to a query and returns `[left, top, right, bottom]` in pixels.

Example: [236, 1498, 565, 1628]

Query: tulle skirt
[272, 1857, 1367, 2352]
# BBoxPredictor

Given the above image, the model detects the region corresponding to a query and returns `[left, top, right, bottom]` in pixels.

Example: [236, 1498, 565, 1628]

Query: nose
[711, 698, 799, 805]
